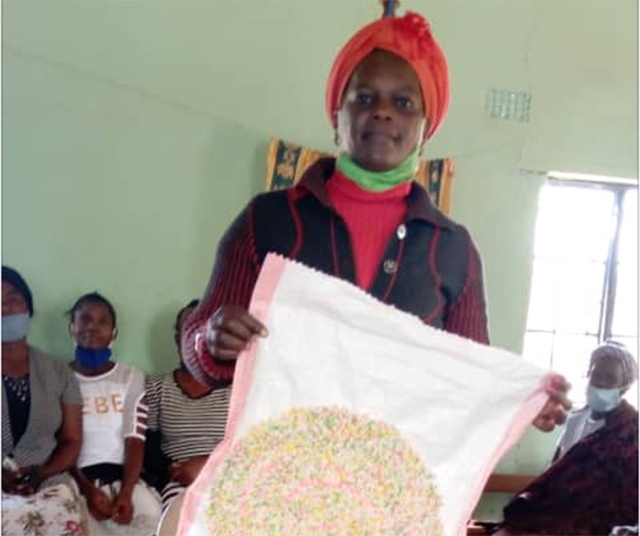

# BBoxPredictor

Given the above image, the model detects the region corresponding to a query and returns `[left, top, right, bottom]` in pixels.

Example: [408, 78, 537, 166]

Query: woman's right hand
[206, 305, 268, 362]
[86, 485, 114, 521]
[2, 468, 20, 494]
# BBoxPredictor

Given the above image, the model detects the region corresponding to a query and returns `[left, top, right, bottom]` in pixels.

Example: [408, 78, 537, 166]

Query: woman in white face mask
[495, 341, 638, 536]
[1, 266, 85, 535]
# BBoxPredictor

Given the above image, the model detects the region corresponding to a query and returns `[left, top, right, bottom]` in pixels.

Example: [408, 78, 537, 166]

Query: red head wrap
[325, 12, 449, 140]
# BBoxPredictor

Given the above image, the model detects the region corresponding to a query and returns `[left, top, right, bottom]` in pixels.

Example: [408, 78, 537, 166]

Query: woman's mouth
[362, 131, 398, 144]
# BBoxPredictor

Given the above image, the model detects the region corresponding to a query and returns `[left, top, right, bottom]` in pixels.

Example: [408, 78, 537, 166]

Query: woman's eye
[395, 96, 413, 109]
[355, 93, 373, 106]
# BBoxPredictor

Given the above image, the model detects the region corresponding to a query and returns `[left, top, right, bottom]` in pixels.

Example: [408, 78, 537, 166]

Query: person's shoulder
[406, 183, 468, 234]
[619, 399, 639, 421]
[29, 346, 73, 376]
[566, 405, 590, 422]
[146, 372, 171, 391]
[145, 372, 169, 403]
[146, 371, 168, 383]
[112, 360, 145, 382]
[253, 157, 335, 207]
[251, 187, 294, 206]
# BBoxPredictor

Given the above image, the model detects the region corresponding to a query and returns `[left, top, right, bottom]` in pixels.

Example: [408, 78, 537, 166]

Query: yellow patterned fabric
[266, 137, 453, 214]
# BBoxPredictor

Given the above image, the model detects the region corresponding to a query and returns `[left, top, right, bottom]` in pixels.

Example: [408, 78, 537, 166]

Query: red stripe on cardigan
[181, 203, 260, 384]
[422, 227, 443, 324]
[444, 230, 490, 344]
[287, 189, 303, 259]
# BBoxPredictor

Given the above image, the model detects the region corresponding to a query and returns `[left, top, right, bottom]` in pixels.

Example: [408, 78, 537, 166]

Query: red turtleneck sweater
[326, 170, 411, 291]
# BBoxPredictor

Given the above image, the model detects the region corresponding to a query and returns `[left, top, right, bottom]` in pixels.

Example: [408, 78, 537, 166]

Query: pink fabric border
[177, 254, 551, 536]
[176, 254, 287, 536]
[453, 374, 552, 535]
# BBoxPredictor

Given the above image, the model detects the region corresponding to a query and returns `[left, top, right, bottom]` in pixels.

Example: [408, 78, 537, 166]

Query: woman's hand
[111, 489, 134, 525]
[13, 465, 45, 495]
[206, 305, 267, 362]
[533, 374, 572, 432]
[86, 485, 114, 521]
[2, 468, 21, 494]
[168, 456, 209, 486]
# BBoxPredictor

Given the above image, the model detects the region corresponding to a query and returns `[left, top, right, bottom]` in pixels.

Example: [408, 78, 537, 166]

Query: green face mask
[335, 148, 420, 192]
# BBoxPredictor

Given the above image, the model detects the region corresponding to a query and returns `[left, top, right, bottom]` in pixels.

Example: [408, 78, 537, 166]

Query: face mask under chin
[74, 346, 112, 368]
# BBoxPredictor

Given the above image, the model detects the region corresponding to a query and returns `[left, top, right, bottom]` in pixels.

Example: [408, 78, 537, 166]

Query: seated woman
[146, 299, 231, 511]
[1, 266, 85, 536]
[496, 341, 638, 536]
[68, 292, 161, 535]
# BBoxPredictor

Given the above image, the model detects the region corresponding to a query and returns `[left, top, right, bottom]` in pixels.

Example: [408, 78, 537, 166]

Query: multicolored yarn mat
[207, 406, 443, 535]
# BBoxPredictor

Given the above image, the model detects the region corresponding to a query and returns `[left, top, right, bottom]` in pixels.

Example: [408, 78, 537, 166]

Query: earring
[334, 131, 340, 147]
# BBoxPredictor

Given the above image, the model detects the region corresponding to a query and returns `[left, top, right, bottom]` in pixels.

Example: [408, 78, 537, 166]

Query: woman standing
[181, 11, 569, 431]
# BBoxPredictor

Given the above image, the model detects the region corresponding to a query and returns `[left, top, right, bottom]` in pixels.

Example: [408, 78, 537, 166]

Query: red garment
[325, 12, 449, 140]
[503, 400, 639, 535]
[182, 158, 489, 384]
[326, 170, 410, 290]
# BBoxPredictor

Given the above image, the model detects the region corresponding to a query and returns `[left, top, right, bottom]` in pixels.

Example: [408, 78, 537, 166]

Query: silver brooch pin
[383, 259, 398, 274]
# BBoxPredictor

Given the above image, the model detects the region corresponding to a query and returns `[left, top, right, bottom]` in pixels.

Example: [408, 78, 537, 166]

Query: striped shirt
[146, 372, 230, 462]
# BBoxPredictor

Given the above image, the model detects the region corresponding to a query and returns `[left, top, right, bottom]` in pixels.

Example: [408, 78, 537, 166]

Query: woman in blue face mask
[1, 266, 85, 535]
[496, 341, 638, 535]
[67, 292, 161, 535]
[554, 341, 638, 461]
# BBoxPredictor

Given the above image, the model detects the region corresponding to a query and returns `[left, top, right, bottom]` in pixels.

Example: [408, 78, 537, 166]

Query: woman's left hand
[111, 491, 134, 524]
[169, 456, 208, 486]
[13, 465, 44, 495]
[532, 374, 572, 432]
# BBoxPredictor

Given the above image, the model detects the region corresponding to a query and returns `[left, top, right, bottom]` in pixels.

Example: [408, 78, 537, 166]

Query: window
[522, 177, 638, 406]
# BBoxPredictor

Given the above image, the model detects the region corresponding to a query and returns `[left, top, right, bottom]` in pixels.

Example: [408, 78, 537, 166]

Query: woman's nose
[371, 99, 394, 120]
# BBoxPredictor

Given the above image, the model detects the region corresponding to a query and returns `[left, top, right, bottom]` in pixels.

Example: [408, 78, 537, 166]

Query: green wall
[3, 0, 637, 520]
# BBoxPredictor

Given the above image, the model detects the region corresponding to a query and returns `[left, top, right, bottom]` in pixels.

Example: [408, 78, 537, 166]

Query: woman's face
[2, 281, 28, 317]
[336, 49, 426, 172]
[70, 301, 116, 350]
[589, 357, 625, 389]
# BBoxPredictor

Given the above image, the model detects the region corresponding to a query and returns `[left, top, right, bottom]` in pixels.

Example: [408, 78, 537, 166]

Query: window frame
[523, 176, 637, 377]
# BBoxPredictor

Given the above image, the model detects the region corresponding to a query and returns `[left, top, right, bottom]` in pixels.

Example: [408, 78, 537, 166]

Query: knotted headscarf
[325, 12, 449, 140]
[589, 340, 638, 387]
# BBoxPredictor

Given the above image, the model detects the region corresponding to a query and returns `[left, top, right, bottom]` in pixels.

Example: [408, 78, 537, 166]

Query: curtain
[266, 137, 454, 214]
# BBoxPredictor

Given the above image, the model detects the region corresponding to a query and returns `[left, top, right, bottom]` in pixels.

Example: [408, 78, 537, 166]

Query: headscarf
[2, 266, 34, 317]
[325, 11, 449, 140]
[589, 340, 638, 387]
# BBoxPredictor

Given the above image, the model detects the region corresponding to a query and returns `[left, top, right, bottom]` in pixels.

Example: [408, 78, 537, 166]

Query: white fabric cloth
[178, 255, 551, 536]
[75, 362, 146, 468]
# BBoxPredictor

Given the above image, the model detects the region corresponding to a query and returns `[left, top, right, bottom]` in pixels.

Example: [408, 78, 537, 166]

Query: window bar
[598, 189, 625, 342]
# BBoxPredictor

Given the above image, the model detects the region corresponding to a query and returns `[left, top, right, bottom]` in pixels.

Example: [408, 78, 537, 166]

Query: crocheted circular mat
[207, 406, 443, 535]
